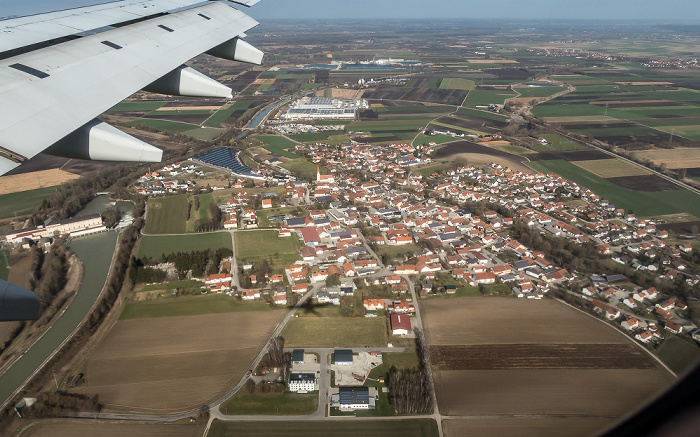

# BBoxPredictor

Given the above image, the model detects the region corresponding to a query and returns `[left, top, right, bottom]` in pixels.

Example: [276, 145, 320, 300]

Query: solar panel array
[195, 147, 259, 178]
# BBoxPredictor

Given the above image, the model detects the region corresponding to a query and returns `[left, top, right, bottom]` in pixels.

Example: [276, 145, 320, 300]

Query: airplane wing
[0, 279, 40, 321]
[0, 0, 265, 176]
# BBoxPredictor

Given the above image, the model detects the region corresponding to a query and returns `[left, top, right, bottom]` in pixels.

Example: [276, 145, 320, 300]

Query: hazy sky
[2, 0, 699, 21]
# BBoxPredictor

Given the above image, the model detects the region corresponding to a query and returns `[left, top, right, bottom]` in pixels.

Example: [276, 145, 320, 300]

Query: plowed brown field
[72, 311, 285, 413]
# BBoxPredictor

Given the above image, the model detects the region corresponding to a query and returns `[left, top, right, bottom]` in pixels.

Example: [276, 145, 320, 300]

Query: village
[116, 135, 700, 364]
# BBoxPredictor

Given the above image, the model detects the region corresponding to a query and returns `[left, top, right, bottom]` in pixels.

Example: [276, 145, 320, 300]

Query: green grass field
[127, 118, 198, 133]
[657, 336, 700, 374]
[144, 195, 188, 234]
[204, 100, 256, 128]
[208, 419, 440, 437]
[136, 280, 204, 293]
[532, 103, 606, 118]
[527, 159, 700, 217]
[0, 186, 59, 219]
[439, 78, 476, 90]
[463, 89, 517, 107]
[138, 232, 233, 260]
[183, 127, 225, 141]
[255, 135, 300, 158]
[414, 163, 452, 177]
[455, 107, 508, 121]
[235, 231, 302, 272]
[119, 294, 269, 320]
[109, 100, 167, 112]
[413, 133, 457, 146]
[377, 105, 455, 114]
[288, 131, 344, 143]
[281, 317, 388, 348]
[219, 392, 318, 416]
[531, 134, 588, 152]
[349, 118, 434, 132]
[0, 250, 10, 281]
[513, 86, 567, 98]
[257, 207, 297, 228]
[281, 159, 326, 180]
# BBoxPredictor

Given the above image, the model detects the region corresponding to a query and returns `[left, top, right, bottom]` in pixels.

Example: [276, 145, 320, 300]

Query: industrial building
[330, 386, 377, 410]
[334, 349, 354, 365]
[281, 97, 368, 120]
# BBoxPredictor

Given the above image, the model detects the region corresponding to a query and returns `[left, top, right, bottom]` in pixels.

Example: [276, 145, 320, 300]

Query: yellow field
[632, 147, 700, 169]
[571, 159, 652, 178]
[0, 169, 80, 195]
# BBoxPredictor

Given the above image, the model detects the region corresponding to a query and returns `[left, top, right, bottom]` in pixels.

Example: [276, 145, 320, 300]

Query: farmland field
[0, 186, 59, 219]
[22, 422, 201, 437]
[0, 249, 9, 280]
[439, 78, 476, 90]
[632, 148, 700, 169]
[219, 391, 318, 415]
[656, 336, 700, 374]
[526, 159, 700, 218]
[571, 158, 652, 178]
[463, 89, 517, 107]
[443, 418, 617, 437]
[513, 86, 567, 98]
[137, 232, 233, 260]
[281, 317, 388, 348]
[72, 310, 285, 412]
[0, 169, 81, 195]
[144, 195, 188, 234]
[421, 297, 674, 435]
[530, 134, 587, 152]
[109, 100, 167, 112]
[208, 419, 439, 437]
[120, 294, 270, 320]
[255, 135, 300, 158]
[127, 118, 198, 133]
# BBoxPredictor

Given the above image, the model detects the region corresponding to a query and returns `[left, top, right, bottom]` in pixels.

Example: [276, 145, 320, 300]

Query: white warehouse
[281, 97, 368, 120]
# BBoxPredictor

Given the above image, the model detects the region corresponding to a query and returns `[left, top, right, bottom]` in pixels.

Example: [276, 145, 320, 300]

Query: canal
[0, 222, 119, 406]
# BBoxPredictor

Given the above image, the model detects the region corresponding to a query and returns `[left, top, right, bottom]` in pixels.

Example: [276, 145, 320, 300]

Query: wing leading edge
[0, 0, 265, 175]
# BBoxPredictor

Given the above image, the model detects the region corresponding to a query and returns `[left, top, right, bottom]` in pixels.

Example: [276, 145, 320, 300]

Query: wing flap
[0, 0, 208, 53]
[0, 2, 259, 164]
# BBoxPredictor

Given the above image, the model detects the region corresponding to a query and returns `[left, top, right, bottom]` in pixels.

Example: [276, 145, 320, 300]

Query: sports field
[0, 186, 59, 219]
[208, 419, 439, 437]
[73, 309, 285, 412]
[527, 159, 700, 217]
[235, 230, 302, 272]
[281, 317, 388, 348]
[137, 232, 233, 260]
[144, 195, 188, 234]
[120, 294, 270, 320]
